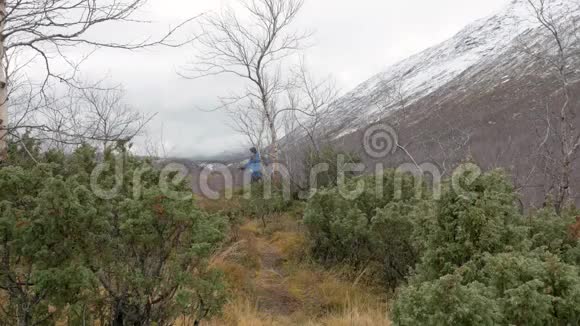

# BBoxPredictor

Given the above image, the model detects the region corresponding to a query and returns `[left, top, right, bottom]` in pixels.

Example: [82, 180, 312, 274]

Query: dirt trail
[253, 232, 299, 316]
[205, 216, 391, 325]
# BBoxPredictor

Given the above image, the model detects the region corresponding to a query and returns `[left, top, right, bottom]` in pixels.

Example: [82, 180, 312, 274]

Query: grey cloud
[75, 0, 508, 158]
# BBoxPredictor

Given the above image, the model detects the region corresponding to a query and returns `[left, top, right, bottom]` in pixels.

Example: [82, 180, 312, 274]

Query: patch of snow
[333, 127, 359, 140]
[319, 0, 579, 135]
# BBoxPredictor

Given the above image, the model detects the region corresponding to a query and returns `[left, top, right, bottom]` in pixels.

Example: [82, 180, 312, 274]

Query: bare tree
[228, 100, 270, 153]
[75, 87, 153, 151]
[374, 76, 427, 171]
[0, 0, 197, 162]
[378, 74, 411, 126]
[522, 0, 580, 213]
[278, 61, 339, 191]
[0, 0, 7, 161]
[5, 84, 154, 164]
[181, 0, 309, 162]
[285, 61, 338, 151]
[58, 86, 152, 150]
[373, 73, 477, 176]
[422, 120, 474, 176]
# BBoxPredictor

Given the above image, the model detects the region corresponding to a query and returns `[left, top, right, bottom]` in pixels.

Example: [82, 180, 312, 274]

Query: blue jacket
[245, 153, 263, 176]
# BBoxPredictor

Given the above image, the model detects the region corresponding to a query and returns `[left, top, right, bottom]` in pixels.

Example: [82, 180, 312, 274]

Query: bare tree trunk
[555, 151, 572, 214]
[182, 0, 307, 165]
[519, 0, 580, 213]
[0, 0, 7, 162]
[269, 121, 279, 162]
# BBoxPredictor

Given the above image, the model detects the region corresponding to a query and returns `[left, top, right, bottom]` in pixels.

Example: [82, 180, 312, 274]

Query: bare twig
[182, 0, 309, 162]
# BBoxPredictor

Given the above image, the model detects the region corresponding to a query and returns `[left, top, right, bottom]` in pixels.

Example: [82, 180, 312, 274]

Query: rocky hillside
[305, 0, 580, 207]
[324, 0, 578, 137]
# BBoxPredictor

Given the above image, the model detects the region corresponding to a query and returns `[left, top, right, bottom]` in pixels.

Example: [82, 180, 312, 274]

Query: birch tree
[523, 0, 580, 213]
[181, 0, 309, 162]
[0, 0, 7, 161]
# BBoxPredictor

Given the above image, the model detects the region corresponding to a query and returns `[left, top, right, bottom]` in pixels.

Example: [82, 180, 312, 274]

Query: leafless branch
[520, 0, 580, 213]
[181, 0, 309, 162]
[0, 0, 198, 161]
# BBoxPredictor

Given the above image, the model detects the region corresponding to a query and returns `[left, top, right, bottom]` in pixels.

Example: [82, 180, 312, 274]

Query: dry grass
[308, 306, 391, 326]
[239, 219, 262, 236]
[202, 214, 391, 326]
[205, 297, 294, 326]
[205, 296, 390, 326]
[285, 265, 388, 316]
[270, 231, 307, 261]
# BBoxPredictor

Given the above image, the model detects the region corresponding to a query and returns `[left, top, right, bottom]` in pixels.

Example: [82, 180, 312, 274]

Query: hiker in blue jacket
[242, 147, 263, 183]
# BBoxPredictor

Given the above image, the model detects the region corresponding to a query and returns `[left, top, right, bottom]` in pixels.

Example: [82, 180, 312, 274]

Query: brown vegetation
[185, 209, 391, 326]
[569, 216, 580, 240]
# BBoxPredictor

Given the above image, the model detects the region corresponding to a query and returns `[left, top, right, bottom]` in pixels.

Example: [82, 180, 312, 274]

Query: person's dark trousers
[251, 173, 263, 183]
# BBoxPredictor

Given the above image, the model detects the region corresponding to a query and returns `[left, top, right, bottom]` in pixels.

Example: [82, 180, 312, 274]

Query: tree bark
[269, 121, 279, 163]
[0, 0, 7, 162]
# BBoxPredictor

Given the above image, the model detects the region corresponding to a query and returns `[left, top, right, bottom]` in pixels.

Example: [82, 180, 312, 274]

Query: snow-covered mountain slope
[324, 0, 579, 138]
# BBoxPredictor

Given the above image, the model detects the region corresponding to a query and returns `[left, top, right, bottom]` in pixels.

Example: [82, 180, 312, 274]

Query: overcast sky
[79, 0, 509, 158]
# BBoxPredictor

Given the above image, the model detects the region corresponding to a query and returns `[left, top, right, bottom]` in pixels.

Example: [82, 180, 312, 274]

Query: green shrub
[393, 251, 580, 326]
[0, 166, 97, 325]
[414, 170, 528, 281]
[0, 145, 228, 325]
[479, 251, 580, 325]
[393, 171, 580, 325]
[303, 146, 361, 189]
[393, 273, 502, 326]
[527, 208, 580, 265]
[304, 170, 427, 287]
[240, 182, 293, 223]
[370, 201, 432, 287]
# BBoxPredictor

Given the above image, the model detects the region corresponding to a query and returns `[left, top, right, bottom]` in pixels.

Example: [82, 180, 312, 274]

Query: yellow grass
[308, 306, 391, 326]
[202, 215, 391, 326]
[270, 231, 307, 261]
[203, 295, 390, 326]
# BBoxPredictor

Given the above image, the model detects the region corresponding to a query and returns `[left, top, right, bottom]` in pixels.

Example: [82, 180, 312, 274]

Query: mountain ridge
[280, 0, 580, 208]
[322, 0, 579, 140]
